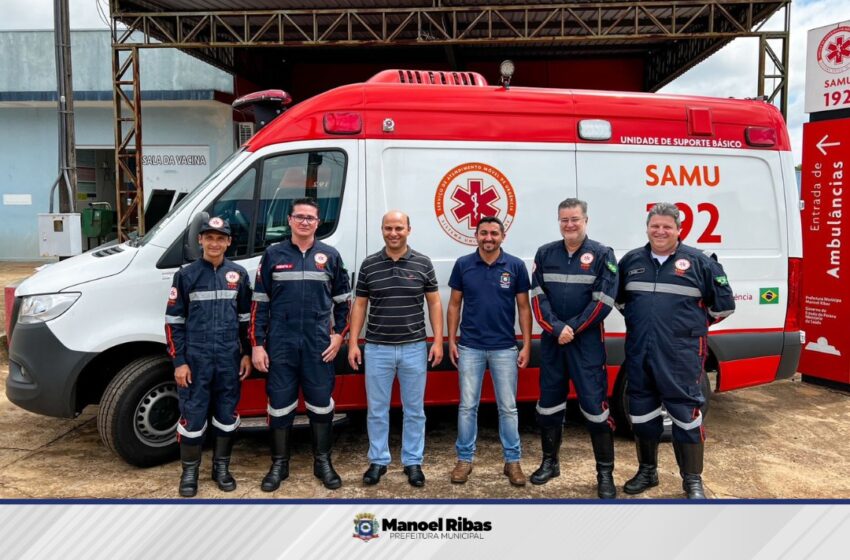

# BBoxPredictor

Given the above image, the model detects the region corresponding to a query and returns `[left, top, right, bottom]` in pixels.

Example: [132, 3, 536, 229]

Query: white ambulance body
[7, 70, 803, 466]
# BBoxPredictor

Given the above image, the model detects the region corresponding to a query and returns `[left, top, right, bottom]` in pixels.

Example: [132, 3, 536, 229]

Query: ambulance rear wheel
[97, 355, 180, 467]
[611, 369, 711, 441]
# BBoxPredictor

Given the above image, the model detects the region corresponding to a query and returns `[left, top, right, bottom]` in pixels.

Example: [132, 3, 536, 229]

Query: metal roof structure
[107, 0, 790, 240]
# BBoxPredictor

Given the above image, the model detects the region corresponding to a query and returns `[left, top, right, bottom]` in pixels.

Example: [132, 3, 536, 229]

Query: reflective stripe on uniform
[272, 271, 331, 282]
[268, 400, 298, 417]
[189, 290, 238, 301]
[212, 414, 241, 432]
[238, 313, 251, 322]
[530, 286, 544, 298]
[177, 420, 207, 439]
[332, 292, 352, 303]
[305, 398, 335, 415]
[592, 291, 616, 309]
[709, 309, 734, 319]
[252, 293, 270, 302]
[625, 281, 655, 293]
[542, 273, 595, 285]
[580, 406, 611, 424]
[655, 283, 702, 297]
[625, 281, 702, 298]
[629, 407, 663, 424]
[670, 410, 703, 431]
[165, 315, 186, 324]
[536, 401, 566, 416]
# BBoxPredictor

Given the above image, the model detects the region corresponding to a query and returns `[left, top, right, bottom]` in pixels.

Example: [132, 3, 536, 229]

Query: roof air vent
[368, 69, 488, 86]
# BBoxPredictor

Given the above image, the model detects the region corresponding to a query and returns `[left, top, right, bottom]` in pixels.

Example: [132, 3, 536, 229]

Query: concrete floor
[3, 262, 850, 499]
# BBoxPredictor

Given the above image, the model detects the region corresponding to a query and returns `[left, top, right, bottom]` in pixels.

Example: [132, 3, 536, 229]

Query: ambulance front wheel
[97, 355, 180, 467]
[611, 369, 712, 441]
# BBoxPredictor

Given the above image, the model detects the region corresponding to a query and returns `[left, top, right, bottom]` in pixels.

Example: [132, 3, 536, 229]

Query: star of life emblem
[818, 26, 850, 74]
[435, 162, 516, 246]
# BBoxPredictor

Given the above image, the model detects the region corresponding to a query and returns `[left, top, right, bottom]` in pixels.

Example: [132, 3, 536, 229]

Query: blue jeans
[456, 345, 521, 463]
[364, 342, 427, 466]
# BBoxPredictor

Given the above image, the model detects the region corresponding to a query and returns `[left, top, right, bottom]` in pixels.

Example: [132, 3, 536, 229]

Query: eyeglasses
[290, 214, 319, 224]
[558, 217, 586, 225]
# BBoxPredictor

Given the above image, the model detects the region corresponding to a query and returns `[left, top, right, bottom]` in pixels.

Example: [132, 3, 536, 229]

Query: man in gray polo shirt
[348, 210, 444, 487]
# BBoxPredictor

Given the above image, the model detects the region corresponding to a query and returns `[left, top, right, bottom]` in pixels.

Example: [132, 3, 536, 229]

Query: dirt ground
[3, 262, 850, 499]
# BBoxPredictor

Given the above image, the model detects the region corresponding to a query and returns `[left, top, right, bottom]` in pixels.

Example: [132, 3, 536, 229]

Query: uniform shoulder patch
[606, 262, 618, 274]
[714, 275, 729, 286]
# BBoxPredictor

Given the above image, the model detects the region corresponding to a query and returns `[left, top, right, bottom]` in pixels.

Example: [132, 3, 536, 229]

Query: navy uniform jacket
[250, 239, 351, 350]
[165, 258, 252, 369]
[616, 243, 735, 361]
[531, 237, 619, 338]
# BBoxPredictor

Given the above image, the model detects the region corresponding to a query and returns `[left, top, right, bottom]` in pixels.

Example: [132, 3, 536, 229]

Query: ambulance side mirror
[184, 211, 209, 262]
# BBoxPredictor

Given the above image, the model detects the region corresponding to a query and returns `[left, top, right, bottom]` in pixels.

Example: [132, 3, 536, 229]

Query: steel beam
[111, 44, 145, 242]
[111, 1, 788, 48]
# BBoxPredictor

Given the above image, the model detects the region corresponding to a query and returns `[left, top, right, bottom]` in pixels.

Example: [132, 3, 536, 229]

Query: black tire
[97, 355, 180, 467]
[611, 367, 712, 440]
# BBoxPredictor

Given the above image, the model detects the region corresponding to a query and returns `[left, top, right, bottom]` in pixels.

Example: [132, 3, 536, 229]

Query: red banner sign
[799, 117, 850, 384]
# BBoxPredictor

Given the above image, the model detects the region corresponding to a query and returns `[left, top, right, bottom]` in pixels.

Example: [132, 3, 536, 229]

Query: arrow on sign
[817, 134, 841, 155]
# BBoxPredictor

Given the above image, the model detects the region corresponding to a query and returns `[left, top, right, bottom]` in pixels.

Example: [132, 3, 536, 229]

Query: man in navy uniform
[165, 216, 253, 497]
[251, 198, 351, 491]
[617, 202, 734, 499]
[530, 198, 619, 499]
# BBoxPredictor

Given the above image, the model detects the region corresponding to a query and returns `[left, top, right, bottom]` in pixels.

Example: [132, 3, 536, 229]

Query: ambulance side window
[208, 168, 257, 258]
[255, 150, 347, 252]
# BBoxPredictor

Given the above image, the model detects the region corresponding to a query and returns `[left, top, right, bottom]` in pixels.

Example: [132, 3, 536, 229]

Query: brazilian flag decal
[606, 262, 618, 274]
[759, 288, 779, 305]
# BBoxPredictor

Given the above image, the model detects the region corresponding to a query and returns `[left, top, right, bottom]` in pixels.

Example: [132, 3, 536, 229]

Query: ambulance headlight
[18, 293, 80, 324]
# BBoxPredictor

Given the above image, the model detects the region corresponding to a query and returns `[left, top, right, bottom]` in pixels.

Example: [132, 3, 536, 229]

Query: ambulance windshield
[135, 149, 248, 247]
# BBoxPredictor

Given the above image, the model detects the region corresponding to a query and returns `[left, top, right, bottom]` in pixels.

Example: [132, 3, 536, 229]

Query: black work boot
[623, 438, 660, 495]
[211, 435, 237, 492]
[674, 440, 706, 499]
[261, 427, 291, 492]
[178, 443, 202, 498]
[312, 422, 342, 490]
[530, 425, 562, 485]
[590, 431, 617, 499]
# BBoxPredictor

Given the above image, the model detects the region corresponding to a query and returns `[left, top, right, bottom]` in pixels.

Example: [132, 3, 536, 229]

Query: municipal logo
[817, 26, 850, 74]
[500, 271, 512, 289]
[759, 287, 779, 305]
[435, 162, 516, 246]
[353, 513, 380, 542]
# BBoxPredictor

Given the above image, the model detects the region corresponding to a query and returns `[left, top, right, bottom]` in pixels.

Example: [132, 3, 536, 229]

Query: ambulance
[6, 69, 803, 466]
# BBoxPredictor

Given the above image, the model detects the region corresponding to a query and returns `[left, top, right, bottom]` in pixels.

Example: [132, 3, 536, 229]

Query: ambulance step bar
[239, 413, 348, 431]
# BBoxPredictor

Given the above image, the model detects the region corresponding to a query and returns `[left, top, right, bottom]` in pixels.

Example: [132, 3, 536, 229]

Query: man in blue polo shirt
[447, 216, 532, 486]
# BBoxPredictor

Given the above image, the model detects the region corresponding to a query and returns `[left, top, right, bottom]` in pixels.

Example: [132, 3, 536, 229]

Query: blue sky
[4, 0, 849, 164]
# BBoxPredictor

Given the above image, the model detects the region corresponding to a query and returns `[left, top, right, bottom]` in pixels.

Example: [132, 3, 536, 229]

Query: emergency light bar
[578, 120, 612, 141]
[745, 127, 777, 147]
[232, 89, 293, 132]
[323, 112, 362, 135]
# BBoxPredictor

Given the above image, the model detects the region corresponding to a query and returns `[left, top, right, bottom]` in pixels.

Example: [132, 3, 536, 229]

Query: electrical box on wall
[38, 213, 82, 257]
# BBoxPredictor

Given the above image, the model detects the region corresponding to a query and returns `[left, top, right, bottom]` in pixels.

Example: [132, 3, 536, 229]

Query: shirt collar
[381, 246, 413, 261]
[473, 248, 506, 266]
[642, 242, 681, 259]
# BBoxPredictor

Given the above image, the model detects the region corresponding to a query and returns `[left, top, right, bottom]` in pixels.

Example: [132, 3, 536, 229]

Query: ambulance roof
[246, 75, 790, 152]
